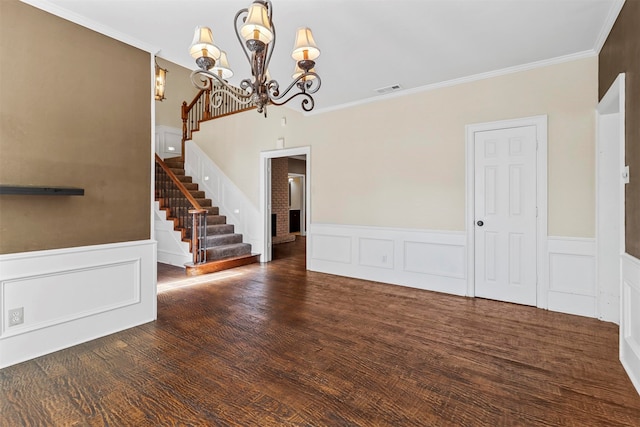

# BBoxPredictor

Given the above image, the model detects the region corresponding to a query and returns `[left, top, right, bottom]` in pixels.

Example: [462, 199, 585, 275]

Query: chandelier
[188, 0, 321, 116]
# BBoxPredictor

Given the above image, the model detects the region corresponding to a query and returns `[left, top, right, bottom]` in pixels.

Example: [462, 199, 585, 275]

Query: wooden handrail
[155, 154, 207, 264]
[155, 154, 204, 212]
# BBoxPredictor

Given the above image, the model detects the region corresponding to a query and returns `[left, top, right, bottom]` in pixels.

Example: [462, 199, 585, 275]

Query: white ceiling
[26, 0, 622, 113]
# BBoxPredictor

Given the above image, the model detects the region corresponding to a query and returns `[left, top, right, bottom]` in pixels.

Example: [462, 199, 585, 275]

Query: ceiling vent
[374, 84, 403, 95]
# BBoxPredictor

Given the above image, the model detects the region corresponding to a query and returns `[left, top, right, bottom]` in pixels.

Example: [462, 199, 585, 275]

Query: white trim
[20, 0, 159, 53]
[150, 54, 158, 244]
[621, 253, 640, 395]
[308, 52, 595, 116]
[465, 115, 548, 305]
[546, 237, 597, 318]
[260, 147, 311, 264]
[594, 0, 626, 54]
[596, 73, 626, 324]
[0, 240, 156, 368]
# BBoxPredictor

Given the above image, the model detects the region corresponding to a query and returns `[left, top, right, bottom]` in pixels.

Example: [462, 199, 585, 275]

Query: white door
[474, 125, 537, 306]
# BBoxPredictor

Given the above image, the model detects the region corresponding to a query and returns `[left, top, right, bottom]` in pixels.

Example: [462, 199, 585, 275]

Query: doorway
[260, 147, 311, 264]
[466, 116, 548, 307]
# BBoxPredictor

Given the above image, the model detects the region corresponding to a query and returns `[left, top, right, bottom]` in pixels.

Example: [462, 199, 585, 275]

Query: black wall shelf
[0, 185, 85, 196]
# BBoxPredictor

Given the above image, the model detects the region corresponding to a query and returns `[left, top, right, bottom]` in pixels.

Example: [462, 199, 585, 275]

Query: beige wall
[155, 57, 199, 129]
[0, 0, 151, 254]
[193, 56, 597, 238]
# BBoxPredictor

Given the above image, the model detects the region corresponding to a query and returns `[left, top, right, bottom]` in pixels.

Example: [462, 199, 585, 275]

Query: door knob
[477, 220, 484, 227]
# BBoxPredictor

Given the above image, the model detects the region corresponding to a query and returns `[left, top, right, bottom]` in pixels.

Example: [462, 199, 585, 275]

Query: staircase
[156, 156, 259, 276]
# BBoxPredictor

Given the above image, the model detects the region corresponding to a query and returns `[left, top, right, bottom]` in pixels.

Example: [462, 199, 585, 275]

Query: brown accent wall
[599, 1, 640, 258]
[0, 0, 151, 254]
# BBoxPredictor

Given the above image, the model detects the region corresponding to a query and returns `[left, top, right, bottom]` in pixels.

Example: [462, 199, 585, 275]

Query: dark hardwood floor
[2, 236, 639, 426]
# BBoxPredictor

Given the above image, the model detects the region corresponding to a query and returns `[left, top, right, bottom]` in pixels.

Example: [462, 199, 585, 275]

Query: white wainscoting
[621, 253, 640, 395]
[0, 240, 156, 368]
[154, 201, 191, 267]
[309, 226, 605, 320]
[184, 142, 262, 257]
[546, 237, 597, 318]
[308, 224, 468, 296]
[155, 125, 182, 159]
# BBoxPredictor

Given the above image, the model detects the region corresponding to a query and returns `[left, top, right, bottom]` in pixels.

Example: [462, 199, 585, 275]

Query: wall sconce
[155, 59, 168, 101]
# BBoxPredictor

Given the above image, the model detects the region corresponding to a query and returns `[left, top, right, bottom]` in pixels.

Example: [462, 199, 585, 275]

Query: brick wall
[271, 158, 295, 244]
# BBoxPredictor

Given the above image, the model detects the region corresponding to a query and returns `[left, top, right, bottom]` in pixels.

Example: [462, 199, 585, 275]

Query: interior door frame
[259, 146, 311, 264]
[465, 115, 548, 307]
[596, 72, 625, 323]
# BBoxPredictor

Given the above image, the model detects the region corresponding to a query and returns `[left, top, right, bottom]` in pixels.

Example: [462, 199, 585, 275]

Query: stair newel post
[190, 209, 207, 264]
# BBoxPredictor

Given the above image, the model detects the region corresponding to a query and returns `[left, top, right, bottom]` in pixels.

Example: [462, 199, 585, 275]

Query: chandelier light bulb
[292, 27, 320, 62]
[212, 51, 233, 80]
[240, 1, 273, 45]
[189, 26, 221, 69]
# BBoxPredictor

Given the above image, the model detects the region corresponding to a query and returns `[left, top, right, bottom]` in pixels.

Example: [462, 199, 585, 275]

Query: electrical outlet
[8, 307, 24, 326]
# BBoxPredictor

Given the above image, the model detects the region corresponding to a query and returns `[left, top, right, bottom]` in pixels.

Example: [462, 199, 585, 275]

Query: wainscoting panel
[309, 224, 467, 296]
[311, 234, 352, 264]
[0, 240, 156, 368]
[359, 238, 394, 269]
[404, 241, 466, 279]
[155, 125, 182, 159]
[621, 253, 640, 395]
[185, 142, 262, 257]
[546, 237, 597, 318]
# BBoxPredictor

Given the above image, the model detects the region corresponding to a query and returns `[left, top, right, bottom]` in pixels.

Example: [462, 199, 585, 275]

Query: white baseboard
[308, 224, 467, 296]
[621, 253, 640, 396]
[0, 240, 156, 369]
[546, 237, 597, 318]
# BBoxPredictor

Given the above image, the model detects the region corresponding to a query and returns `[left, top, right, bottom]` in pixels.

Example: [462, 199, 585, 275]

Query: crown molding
[20, 0, 160, 54]
[594, 0, 625, 54]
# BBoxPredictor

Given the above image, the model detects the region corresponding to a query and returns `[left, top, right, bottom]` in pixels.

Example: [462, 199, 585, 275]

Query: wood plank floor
[2, 236, 639, 426]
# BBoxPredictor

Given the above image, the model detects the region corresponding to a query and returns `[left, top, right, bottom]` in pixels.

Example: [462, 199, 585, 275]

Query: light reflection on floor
[157, 270, 244, 293]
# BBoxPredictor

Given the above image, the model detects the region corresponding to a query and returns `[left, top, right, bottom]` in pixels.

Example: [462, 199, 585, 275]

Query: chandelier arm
[269, 73, 322, 101]
[191, 69, 253, 101]
[269, 91, 315, 112]
[239, 78, 256, 96]
[263, 1, 275, 73]
[233, 8, 252, 65]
